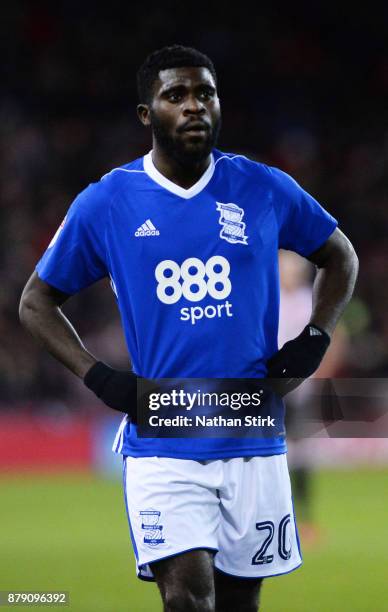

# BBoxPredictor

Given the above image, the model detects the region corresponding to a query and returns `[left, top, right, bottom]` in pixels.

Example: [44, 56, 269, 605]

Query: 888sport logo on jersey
[155, 256, 233, 325]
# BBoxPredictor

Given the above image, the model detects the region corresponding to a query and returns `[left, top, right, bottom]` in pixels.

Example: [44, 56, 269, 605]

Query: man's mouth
[180, 122, 209, 133]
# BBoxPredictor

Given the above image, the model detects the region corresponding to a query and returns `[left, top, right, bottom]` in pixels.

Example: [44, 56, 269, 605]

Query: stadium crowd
[1, 3, 387, 409]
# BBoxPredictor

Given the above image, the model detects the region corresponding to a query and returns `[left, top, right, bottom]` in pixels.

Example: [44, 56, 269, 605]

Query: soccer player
[19, 45, 358, 612]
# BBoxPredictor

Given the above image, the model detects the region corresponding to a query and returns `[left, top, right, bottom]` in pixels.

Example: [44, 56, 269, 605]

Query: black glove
[266, 324, 330, 397]
[84, 361, 138, 422]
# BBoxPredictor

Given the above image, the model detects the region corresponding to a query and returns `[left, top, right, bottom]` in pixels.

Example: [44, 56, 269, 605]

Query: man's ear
[137, 104, 151, 126]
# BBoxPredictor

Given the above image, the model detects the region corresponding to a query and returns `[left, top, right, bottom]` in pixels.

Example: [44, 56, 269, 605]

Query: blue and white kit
[36, 149, 337, 578]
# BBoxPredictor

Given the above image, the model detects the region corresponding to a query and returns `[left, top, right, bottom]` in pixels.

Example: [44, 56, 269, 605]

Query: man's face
[138, 66, 221, 165]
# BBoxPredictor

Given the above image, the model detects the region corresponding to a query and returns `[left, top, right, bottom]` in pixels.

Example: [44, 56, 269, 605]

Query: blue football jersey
[36, 149, 337, 459]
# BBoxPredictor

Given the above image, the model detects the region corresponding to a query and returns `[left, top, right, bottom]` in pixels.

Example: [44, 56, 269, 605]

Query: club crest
[216, 202, 248, 245]
[140, 509, 166, 547]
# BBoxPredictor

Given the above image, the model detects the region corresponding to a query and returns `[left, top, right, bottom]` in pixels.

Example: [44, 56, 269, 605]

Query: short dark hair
[137, 45, 217, 104]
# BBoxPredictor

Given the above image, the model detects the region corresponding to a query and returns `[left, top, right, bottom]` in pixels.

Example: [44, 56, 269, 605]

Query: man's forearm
[19, 276, 96, 378]
[310, 265, 357, 335]
[20, 273, 137, 417]
[309, 230, 359, 336]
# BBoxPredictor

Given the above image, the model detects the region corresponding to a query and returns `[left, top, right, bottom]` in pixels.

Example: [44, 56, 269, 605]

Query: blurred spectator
[278, 251, 349, 547]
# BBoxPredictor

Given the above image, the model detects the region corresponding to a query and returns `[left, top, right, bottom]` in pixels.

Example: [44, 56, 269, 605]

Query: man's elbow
[19, 272, 57, 328]
[342, 237, 359, 281]
[19, 286, 37, 328]
[327, 230, 359, 280]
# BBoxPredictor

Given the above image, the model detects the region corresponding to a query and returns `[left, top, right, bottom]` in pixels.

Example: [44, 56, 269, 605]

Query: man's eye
[199, 91, 213, 101]
[168, 93, 182, 102]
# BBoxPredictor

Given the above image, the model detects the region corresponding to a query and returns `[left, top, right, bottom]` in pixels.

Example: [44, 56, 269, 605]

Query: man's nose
[183, 94, 205, 115]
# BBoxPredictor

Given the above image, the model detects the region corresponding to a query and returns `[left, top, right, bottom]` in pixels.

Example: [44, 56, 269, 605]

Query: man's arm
[19, 271, 97, 378]
[307, 227, 359, 336]
[19, 271, 138, 417]
[266, 227, 358, 389]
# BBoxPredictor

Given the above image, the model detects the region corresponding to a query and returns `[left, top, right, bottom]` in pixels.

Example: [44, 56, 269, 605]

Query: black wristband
[84, 361, 114, 396]
[266, 324, 331, 389]
[84, 361, 138, 419]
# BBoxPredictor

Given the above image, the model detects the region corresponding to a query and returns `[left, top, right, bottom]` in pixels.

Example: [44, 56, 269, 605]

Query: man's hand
[266, 324, 330, 396]
[84, 361, 138, 422]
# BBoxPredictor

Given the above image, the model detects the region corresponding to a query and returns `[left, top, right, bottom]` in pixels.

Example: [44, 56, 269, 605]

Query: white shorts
[122, 453, 302, 580]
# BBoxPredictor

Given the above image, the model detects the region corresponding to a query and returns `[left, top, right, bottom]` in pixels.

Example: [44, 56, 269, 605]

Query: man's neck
[151, 145, 212, 190]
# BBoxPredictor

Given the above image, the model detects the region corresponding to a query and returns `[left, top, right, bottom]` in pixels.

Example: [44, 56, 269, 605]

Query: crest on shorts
[140, 509, 165, 547]
[216, 202, 248, 245]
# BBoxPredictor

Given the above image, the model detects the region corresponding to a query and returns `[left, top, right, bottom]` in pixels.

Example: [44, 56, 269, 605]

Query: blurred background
[1, 2, 387, 611]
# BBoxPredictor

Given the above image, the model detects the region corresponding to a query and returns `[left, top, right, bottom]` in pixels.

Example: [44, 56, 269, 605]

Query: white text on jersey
[135, 219, 160, 237]
[155, 256, 234, 325]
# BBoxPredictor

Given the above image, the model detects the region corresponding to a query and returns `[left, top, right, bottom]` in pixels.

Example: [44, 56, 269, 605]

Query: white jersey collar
[143, 150, 215, 199]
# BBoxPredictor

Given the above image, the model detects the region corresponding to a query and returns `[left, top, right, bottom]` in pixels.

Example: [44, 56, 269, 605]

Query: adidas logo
[135, 219, 160, 237]
[309, 326, 322, 336]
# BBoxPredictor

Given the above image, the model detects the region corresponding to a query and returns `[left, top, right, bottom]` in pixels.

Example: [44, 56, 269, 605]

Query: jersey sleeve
[36, 182, 109, 294]
[269, 166, 338, 256]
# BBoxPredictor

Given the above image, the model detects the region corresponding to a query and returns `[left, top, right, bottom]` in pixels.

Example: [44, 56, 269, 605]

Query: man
[19, 45, 358, 611]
